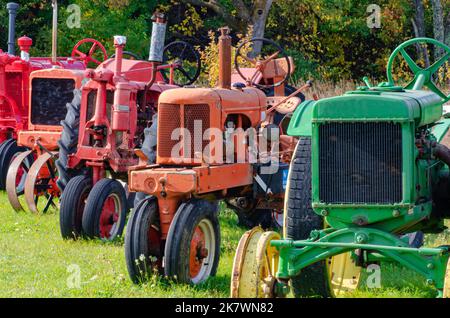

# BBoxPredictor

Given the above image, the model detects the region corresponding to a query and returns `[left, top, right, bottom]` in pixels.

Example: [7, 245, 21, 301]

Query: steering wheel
[111, 51, 142, 60]
[387, 37, 450, 103]
[161, 41, 201, 86]
[234, 38, 291, 89]
[71, 38, 108, 67]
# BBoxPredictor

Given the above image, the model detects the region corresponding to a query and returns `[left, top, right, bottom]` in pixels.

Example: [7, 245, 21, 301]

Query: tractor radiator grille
[158, 103, 181, 158]
[318, 122, 403, 204]
[31, 78, 75, 126]
[157, 103, 210, 161]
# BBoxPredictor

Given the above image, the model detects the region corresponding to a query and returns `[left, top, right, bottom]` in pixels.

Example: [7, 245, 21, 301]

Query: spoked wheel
[231, 227, 281, 298]
[82, 179, 128, 241]
[59, 175, 92, 240]
[24, 152, 60, 214]
[285, 137, 361, 298]
[165, 199, 220, 284]
[124, 196, 163, 284]
[6, 150, 34, 212]
[71, 38, 108, 67]
[0, 138, 28, 190]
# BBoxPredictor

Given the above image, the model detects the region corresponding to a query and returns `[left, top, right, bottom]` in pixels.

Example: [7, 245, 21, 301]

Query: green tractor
[230, 38, 450, 298]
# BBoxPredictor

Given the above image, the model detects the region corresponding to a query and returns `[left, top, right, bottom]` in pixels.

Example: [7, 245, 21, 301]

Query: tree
[180, 0, 273, 53]
[430, 0, 445, 59]
[412, 0, 430, 67]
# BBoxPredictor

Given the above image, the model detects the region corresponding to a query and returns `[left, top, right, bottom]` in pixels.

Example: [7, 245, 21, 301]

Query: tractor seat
[266, 96, 302, 114]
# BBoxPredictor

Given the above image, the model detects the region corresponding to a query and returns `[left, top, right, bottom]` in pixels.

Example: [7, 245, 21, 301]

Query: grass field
[0, 192, 446, 298]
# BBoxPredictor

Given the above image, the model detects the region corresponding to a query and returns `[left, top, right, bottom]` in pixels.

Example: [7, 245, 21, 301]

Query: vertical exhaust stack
[148, 12, 166, 63]
[218, 27, 231, 89]
[51, 0, 58, 63]
[7, 2, 19, 55]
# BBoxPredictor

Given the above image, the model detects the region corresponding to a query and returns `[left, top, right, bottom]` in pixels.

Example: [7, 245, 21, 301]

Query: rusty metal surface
[24, 151, 59, 214]
[6, 150, 33, 212]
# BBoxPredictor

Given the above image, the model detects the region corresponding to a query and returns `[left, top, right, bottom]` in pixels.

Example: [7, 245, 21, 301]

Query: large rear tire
[56, 89, 82, 192]
[164, 199, 220, 284]
[285, 137, 361, 298]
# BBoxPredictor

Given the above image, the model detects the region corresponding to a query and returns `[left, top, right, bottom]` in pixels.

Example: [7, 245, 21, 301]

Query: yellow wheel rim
[231, 228, 281, 298]
[443, 258, 450, 298]
[327, 252, 361, 297]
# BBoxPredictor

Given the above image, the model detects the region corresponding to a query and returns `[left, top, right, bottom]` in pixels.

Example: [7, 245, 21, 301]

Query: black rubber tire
[0, 139, 28, 190]
[82, 178, 128, 241]
[285, 137, 332, 298]
[56, 89, 82, 191]
[124, 196, 162, 284]
[224, 199, 273, 229]
[59, 175, 92, 240]
[164, 199, 220, 284]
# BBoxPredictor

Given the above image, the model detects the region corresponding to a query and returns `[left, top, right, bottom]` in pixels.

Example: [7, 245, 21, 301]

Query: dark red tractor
[0, 1, 108, 189]
[57, 13, 201, 241]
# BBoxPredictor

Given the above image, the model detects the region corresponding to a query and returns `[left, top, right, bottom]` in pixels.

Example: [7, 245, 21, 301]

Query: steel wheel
[24, 152, 60, 214]
[6, 150, 34, 212]
[444, 258, 450, 298]
[327, 252, 361, 297]
[231, 227, 281, 298]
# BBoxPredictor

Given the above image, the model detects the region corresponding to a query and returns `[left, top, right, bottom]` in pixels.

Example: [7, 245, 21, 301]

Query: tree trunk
[430, 0, 445, 59]
[249, 0, 273, 56]
[445, 12, 450, 46]
[412, 0, 430, 67]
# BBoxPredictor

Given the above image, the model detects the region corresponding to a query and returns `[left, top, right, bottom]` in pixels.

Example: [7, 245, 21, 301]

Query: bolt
[321, 209, 329, 217]
[426, 279, 435, 286]
[355, 233, 367, 244]
[427, 263, 435, 270]
[393, 210, 401, 217]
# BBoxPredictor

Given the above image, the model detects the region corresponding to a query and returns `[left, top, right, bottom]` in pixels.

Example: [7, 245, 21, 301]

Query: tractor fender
[287, 100, 316, 137]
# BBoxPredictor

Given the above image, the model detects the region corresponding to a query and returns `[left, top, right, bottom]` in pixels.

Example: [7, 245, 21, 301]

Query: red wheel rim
[99, 194, 120, 239]
[189, 226, 208, 279]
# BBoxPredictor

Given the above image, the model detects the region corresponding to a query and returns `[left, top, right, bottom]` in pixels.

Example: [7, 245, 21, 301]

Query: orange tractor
[57, 14, 201, 241]
[124, 27, 313, 284]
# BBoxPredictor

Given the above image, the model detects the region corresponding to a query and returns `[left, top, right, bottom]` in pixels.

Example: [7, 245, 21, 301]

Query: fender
[287, 100, 316, 137]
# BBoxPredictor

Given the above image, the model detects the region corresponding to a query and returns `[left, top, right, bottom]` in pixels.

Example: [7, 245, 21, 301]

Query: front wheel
[164, 199, 220, 284]
[124, 196, 163, 284]
[0, 139, 27, 190]
[82, 178, 128, 241]
[59, 175, 92, 239]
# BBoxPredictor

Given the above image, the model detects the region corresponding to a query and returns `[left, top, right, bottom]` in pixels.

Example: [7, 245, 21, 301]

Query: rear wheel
[56, 89, 82, 191]
[82, 178, 128, 241]
[59, 175, 92, 239]
[124, 196, 163, 284]
[0, 139, 28, 190]
[285, 137, 361, 298]
[164, 199, 220, 284]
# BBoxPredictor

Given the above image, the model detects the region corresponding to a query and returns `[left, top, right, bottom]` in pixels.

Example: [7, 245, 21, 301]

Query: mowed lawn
[0, 191, 446, 298]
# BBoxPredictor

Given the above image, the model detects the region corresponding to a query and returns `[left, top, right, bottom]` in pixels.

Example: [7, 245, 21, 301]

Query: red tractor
[124, 27, 313, 285]
[57, 14, 201, 241]
[0, 1, 107, 190]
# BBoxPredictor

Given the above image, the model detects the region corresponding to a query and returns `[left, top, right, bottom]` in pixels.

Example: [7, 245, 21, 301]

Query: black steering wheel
[234, 38, 291, 89]
[111, 51, 142, 60]
[161, 41, 201, 86]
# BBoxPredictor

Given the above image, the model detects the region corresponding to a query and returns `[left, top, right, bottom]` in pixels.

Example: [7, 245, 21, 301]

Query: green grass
[0, 193, 445, 298]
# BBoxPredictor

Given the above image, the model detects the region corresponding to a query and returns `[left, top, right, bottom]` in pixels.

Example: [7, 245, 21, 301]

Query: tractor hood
[288, 89, 443, 137]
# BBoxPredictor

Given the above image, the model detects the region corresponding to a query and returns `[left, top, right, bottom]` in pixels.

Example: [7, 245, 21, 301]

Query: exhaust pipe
[7, 2, 19, 55]
[148, 12, 166, 63]
[51, 0, 58, 63]
[218, 27, 231, 89]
